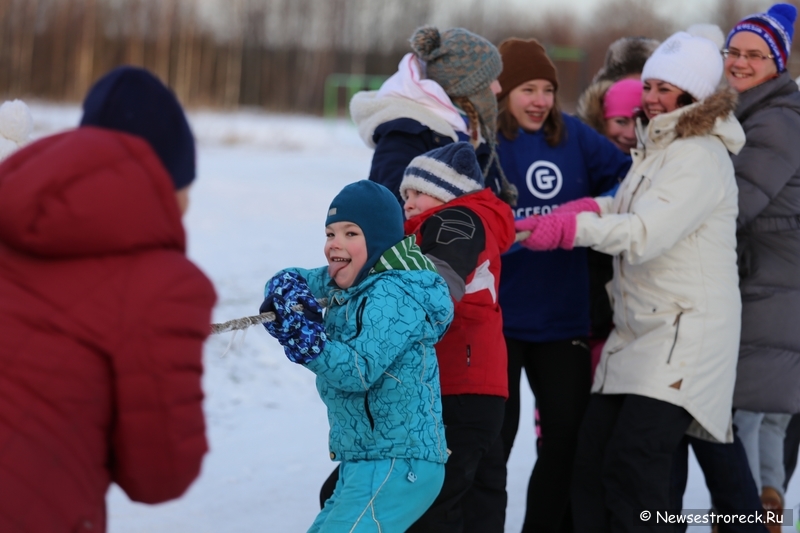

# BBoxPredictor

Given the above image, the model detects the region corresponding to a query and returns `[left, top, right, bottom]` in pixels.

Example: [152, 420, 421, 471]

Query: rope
[210, 298, 329, 335]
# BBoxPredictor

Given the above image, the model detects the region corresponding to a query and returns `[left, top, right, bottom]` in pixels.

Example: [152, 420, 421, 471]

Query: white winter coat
[574, 89, 746, 442]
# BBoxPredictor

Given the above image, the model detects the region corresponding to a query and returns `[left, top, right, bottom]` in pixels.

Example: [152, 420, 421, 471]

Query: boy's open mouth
[328, 257, 351, 278]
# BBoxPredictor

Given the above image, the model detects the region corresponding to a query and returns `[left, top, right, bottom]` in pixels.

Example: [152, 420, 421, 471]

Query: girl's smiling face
[604, 116, 637, 153]
[641, 79, 683, 119]
[507, 79, 555, 132]
[324, 221, 367, 289]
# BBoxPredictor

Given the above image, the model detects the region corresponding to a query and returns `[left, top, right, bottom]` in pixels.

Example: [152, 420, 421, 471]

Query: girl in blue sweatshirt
[494, 38, 631, 533]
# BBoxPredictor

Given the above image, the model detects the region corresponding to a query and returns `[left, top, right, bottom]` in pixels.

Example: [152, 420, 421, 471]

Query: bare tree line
[0, 0, 787, 114]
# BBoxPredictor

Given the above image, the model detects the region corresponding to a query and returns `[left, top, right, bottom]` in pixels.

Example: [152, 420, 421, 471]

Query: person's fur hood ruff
[576, 36, 659, 133]
[593, 36, 660, 84]
[639, 86, 742, 153]
[672, 86, 738, 140]
[350, 90, 460, 148]
[576, 79, 615, 134]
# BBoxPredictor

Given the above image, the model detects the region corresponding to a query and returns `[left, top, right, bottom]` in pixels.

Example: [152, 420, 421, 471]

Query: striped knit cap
[726, 3, 797, 73]
[400, 142, 484, 203]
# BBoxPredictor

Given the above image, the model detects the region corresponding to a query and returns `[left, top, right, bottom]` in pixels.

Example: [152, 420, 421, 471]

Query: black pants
[501, 337, 592, 533]
[319, 395, 507, 533]
[572, 393, 693, 533]
[670, 430, 767, 533]
[407, 394, 506, 533]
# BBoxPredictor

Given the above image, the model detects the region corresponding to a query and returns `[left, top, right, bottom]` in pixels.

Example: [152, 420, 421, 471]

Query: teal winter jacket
[283, 236, 453, 464]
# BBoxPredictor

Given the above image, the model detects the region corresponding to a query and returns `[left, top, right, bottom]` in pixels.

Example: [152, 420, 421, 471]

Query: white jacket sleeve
[574, 141, 727, 264]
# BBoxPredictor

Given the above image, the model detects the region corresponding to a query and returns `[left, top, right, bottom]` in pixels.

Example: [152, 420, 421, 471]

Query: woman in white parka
[514, 31, 746, 530]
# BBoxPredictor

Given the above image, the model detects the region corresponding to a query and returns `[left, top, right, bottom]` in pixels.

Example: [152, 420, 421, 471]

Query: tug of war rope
[209, 231, 531, 336]
[210, 299, 329, 334]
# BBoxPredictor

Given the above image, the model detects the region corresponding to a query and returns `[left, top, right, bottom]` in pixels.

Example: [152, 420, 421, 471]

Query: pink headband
[603, 79, 643, 120]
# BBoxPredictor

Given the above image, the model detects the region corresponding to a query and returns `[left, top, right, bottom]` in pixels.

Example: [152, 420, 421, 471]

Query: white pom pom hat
[641, 31, 723, 101]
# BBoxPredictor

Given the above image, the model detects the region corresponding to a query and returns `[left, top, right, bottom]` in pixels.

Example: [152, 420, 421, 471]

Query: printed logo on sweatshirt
[525, 161, 562, 200]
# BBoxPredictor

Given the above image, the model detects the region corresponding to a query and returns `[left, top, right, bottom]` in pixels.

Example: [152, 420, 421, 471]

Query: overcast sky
[504, 0, 771, 26]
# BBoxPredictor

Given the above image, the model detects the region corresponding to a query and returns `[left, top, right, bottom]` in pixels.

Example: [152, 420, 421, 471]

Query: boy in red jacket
[0, 67, 216, 533]
[401, 142, 515, 533]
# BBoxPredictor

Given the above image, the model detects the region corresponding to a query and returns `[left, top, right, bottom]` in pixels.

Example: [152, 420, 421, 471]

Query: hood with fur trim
[576, 37, 659, 134]
[640, 86, 744, 153]
[576, 79, 614, 134]
[350, 91, 460, 148]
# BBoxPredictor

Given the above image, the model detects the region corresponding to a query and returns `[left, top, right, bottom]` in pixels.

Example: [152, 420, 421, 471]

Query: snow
[25, 102, 800, 532]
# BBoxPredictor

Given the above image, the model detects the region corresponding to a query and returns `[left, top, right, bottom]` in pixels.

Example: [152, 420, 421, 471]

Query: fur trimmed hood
[349, 91, 460, 148]
[641, 86, 744, 153]
[576, 37, 659, 134]
[593, 37, 660, 84]
[576, 79, 614, 134]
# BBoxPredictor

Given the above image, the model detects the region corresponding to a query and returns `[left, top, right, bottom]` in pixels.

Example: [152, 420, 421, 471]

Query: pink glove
[553, 197, 601, 215]
[514, 213, 577, 251]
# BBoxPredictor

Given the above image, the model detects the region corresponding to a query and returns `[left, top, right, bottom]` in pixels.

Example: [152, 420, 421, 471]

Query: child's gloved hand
[553, 197, 601, 215]
[513, 213, 577, 251]
[261, 271, 326, 364]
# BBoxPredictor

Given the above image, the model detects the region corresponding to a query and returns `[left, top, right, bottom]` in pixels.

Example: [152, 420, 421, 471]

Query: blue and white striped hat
[400, 142, 484, 203]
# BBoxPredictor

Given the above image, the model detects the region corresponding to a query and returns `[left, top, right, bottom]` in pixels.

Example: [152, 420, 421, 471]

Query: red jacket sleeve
[109, 255, 216, 503]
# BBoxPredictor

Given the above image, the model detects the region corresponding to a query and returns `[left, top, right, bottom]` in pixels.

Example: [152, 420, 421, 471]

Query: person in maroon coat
[0, 66, 216, 533]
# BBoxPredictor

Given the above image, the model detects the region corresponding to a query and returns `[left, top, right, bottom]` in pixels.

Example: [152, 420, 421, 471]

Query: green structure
[324, 73, 388, 118]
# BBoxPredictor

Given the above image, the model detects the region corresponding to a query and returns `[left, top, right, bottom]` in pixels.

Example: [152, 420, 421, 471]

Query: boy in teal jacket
[260, 180, 453, 533]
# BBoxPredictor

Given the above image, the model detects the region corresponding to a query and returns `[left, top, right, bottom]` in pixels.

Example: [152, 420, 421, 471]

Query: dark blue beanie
[325, 180, 404, 286]
[80, 66, 195, 190]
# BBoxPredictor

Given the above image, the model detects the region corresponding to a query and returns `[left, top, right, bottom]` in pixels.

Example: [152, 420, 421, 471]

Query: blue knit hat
[80, 66, 195, 190]
[399, 142, 484, 203]
[726, 3, 797, 72]
[325, 180, 404, 286]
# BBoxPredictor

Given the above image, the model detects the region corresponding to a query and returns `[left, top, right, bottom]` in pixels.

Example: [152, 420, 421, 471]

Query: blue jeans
[670, 432, 767, 533]
[734, 410, 793, 500]
[309, 458, 444, 533]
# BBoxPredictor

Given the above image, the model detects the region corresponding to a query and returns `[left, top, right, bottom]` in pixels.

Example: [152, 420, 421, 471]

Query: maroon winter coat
[0, 127, 216, 532]
[404, 188, 515, 398]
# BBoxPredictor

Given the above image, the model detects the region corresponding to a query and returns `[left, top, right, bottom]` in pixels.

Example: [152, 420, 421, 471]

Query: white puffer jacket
[574, 88, 745, 442]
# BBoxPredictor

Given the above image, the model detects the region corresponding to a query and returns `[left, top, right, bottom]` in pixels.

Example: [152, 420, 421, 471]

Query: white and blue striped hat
[400, 142, 484, 203]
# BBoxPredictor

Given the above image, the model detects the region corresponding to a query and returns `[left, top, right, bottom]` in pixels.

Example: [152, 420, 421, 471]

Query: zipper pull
[467, 345, 471, 367]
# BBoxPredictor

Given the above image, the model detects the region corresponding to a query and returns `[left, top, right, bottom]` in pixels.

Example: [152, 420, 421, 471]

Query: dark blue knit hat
[80, 66, 195, 190]
[399, 142, 484, 203]
[727, 3, 797, 72]
[326, 180, 404, 286]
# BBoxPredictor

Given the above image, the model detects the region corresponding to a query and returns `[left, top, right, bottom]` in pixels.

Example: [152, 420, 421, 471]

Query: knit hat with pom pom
[409, 27, 500, 150]
[0, 99, 33, 161]
[409, 26, 518, 207]
[727, 3, 797, 72]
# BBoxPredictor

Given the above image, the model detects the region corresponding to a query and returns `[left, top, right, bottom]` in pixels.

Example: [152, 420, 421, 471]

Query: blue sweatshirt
[497, 112, 631, 342]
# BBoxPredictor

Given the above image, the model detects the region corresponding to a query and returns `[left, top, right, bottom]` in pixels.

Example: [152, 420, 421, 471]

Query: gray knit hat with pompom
[409, 26, 517, 206]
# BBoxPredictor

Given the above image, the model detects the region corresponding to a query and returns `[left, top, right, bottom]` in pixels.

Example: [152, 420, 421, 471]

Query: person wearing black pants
[407, 395, 507, 533]
[670, 429, 768, 533]
[318, 395, 508, 533]
[572, 394, 693, 532]
[501, 337, 592, 532]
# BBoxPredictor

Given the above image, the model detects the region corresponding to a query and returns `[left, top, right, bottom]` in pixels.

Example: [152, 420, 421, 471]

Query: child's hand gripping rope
[259, 271, 326, 364]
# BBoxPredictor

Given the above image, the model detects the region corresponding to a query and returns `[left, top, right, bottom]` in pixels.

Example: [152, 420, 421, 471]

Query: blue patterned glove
[261, 271, 326, 364]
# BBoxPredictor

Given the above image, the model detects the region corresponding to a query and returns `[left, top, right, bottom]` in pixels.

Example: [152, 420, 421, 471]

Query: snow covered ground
[26, 102, 800, 532]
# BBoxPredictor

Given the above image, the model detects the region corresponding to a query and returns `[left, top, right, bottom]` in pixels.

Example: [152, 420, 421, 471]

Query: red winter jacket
[0, 128, 216, 533]
[404, 188, 515, 398]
